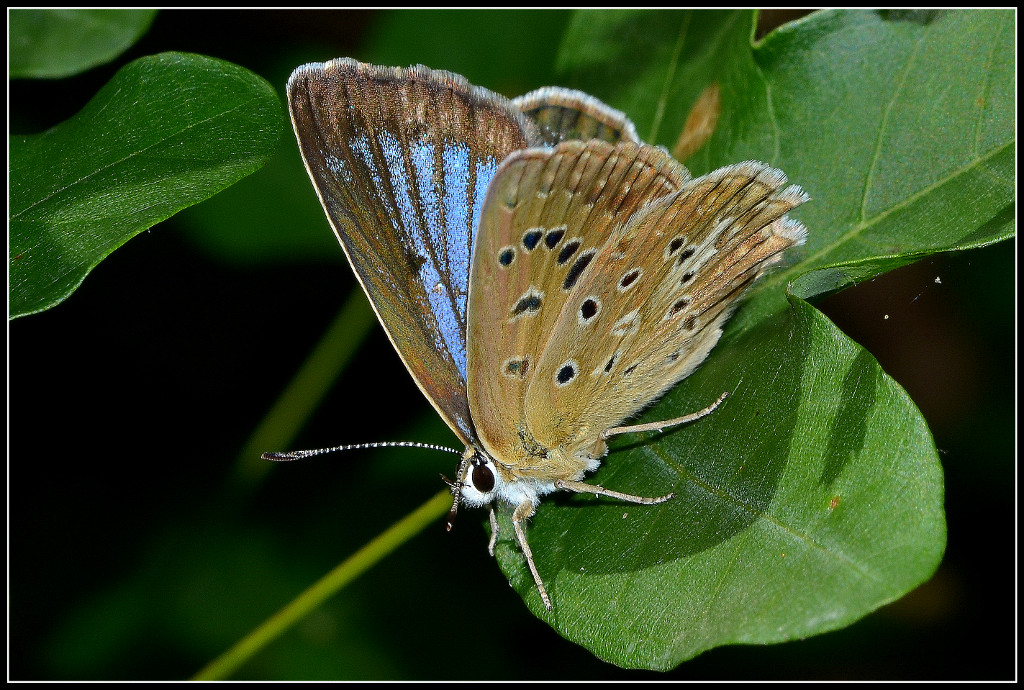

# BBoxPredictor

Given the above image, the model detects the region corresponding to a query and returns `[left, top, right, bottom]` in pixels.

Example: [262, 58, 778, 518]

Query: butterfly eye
[471, 462, 495, 493]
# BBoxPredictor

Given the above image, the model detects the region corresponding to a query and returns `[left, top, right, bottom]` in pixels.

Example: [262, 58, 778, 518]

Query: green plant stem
[192, 488, 452, 680]
[232, 288, 375, 488]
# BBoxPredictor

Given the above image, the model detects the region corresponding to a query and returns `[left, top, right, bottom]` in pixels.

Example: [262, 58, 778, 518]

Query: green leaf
[9, 9, 157, 79]
[499, 297, 944, 669]
[491, 9, 1011, 668]
[556, 9, 1014, 321]
[9, 52, 285, 319]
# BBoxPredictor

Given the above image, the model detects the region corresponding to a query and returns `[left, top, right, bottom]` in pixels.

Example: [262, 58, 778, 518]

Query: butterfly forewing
[288, 59, 541, 446]
[525, 159, 808, 453]
[467, 140, 689, 474]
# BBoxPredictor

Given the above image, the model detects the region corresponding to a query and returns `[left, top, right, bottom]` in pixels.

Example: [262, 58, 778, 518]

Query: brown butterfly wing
[513, 87, 641, 145]
[466, 140, 689, 474]
[525, 159, 808, 456]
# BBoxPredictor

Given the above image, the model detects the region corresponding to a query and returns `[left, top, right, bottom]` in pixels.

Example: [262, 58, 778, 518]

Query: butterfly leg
[602, 391, 729, 439]
[555, 479, 675, 504]
[487, 507, 499, 556]
[512, 500, 553, 611]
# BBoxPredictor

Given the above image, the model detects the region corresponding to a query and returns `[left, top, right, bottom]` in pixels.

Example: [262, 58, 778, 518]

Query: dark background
[9, 10, 1015, 680]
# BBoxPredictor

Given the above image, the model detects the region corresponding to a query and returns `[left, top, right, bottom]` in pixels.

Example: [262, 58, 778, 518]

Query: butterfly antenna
[262, 441, 462, 462]
[264, 442, 469, 534]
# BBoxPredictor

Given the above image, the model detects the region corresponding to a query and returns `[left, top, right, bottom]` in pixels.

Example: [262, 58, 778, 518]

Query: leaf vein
[860, 25, 927, 226]
[751, 55, 780, 160]
[651, 444, 879, 583]
[647, 13, 690, 144]
[11, 95, 259, 221]
[974, 11, 1009, 158]
[768, 140, 1013, 294]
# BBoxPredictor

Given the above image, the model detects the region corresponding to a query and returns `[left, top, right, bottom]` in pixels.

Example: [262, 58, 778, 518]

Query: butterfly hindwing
[288, 59, 541, 446]
[513, 86, 641, 146]
[526, 159, 809, 454]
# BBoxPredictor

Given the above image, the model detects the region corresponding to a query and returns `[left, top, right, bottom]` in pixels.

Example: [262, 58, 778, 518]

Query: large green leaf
[9, 52, 284, 319]
[497, 297, 944, 668]
[8, 9, 157, 79]
[490, 9, 1012, 668]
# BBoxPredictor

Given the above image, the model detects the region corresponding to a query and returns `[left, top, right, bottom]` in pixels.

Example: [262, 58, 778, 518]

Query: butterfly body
[286, 58, 807, 610]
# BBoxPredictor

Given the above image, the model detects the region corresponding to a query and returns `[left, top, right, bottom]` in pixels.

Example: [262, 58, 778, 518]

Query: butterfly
[281, 58, 807, 610]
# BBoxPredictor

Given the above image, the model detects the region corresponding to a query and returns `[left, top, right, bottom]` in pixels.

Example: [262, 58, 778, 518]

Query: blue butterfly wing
[288, 59, 540, 446]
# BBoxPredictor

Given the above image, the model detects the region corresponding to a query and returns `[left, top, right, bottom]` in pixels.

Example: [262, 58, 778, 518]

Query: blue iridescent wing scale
[287, 59, 541, 446]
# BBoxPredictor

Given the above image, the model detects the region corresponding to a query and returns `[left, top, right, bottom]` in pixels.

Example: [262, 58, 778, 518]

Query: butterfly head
[453, 448, 501, 508]
[446, 445, 557, 532]
[445, 448, 499, 531]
